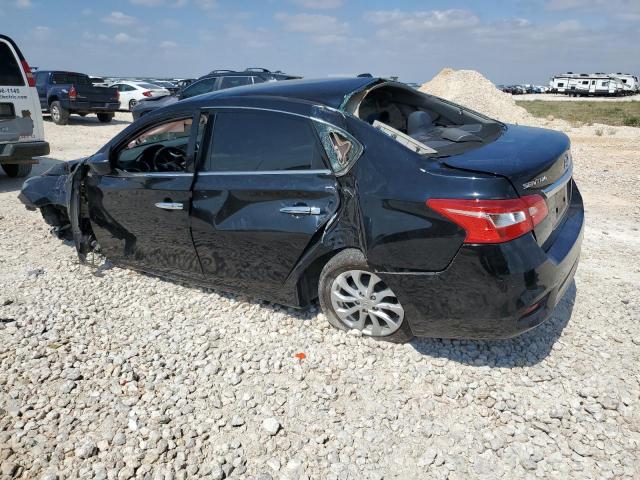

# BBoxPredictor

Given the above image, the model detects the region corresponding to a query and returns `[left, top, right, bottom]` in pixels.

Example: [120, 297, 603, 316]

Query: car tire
[97, 113, 114, 123]
[50, 101, 69, 125]
[2, 163, 33, 178]
[318, 249, 414, 343]
[129, 99, 137, 111]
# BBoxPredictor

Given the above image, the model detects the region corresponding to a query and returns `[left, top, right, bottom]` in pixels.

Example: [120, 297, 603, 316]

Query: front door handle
[155, 202, 183, 210]
[280, 205, 322, 215]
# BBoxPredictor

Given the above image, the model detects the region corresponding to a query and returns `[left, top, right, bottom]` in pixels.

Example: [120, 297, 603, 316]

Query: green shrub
[623, 116, 640, 127]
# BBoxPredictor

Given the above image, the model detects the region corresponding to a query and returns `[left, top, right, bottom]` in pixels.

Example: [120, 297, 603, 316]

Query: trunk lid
[442, 124, 570, 194]
[149, 88, 170, 97]
[443, 124, 573, 247]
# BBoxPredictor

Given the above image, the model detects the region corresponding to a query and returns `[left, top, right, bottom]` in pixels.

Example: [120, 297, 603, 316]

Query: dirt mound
[419, 68, 536, 125]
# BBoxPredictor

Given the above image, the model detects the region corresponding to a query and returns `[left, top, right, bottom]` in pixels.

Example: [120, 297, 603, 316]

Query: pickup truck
[34, 71, 120, 125]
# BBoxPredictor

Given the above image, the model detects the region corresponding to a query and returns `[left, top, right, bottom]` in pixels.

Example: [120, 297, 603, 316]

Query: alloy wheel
[330, 269, 404, 337]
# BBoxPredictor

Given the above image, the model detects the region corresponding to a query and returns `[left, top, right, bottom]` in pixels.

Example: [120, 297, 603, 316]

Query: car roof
[197, 70, 301, 81]
[0, 34, 26, 61]
[37, 71, 86, 75]
[117, 80, 158, 86]
[186, 77, 381, 110]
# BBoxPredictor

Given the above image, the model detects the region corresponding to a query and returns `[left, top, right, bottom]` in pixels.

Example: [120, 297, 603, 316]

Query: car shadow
[43, 115, 130, 126]
[0, 157, 65, 194]
[409, 282, 577, 367]
[55, 255, 575, 369]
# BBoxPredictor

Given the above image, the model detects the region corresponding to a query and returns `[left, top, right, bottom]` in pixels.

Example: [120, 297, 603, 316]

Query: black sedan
[19, 77, 584, 343]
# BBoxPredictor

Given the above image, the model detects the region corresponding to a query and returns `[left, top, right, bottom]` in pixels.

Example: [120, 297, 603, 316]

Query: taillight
[142, 91, 152, 97]
[427, 195, 548, 244]
[21, 60, 35, 87]
[115, 90, 119, 100]
[69, 85, 77, 101]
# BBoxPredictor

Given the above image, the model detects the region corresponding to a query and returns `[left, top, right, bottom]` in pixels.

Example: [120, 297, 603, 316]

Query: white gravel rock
[262, 418, 281, 436]
[74, 440, 97, 459]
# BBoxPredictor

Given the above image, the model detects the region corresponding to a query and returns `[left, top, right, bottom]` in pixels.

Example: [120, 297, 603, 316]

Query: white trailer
[549, 74, 572, 93]
[609, 73, 639, 93]
[549, 73, 625, 96]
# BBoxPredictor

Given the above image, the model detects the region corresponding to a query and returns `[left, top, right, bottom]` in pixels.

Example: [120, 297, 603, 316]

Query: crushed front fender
[65, 159, 93, 263]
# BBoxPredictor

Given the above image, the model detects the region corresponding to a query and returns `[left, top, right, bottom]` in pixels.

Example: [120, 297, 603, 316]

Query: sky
[1, 0, 639, 85]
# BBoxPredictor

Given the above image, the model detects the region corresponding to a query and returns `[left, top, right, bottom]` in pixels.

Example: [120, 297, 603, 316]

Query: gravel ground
[1, 110, 640, 480]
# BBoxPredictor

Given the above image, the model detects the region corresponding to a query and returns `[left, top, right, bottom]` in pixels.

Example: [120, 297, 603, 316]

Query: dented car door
[190, 107, 340, 303]
[83, 113, 204, 277]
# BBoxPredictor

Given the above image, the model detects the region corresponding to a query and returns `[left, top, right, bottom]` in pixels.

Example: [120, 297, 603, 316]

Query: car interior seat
[407, 111, 435, 137]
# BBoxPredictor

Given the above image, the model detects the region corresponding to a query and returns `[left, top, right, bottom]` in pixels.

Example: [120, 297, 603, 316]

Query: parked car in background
[132, 68, 300, 120]
[34, 70, 120, 125]
[150, 80, 179, 95]
[0, 34, 49, 177]
[20, 77, 583, 343]
[110, 81, 170, 111]
[175, 79, 194, 89]
[89, 76, 109, 87]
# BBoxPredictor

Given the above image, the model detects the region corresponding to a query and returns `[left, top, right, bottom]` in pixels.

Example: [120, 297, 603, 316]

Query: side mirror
[88, 150, 113, 175]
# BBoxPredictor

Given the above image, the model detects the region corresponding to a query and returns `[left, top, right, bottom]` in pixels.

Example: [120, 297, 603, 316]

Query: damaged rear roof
[183, 77, 382, 110]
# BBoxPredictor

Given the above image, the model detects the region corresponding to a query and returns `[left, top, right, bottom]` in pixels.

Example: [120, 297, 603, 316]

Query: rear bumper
[68, 101, 120, 113]
[379, 183, 584, 339]
[0, 141, 49, 164]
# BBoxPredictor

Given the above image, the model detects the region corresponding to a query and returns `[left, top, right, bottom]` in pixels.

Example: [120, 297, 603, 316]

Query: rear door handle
[155, 202, 183, 210]
[280, 206, 322, 215]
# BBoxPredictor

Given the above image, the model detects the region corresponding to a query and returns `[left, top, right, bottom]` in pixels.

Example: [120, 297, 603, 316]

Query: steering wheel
[152, 146, 186, 172]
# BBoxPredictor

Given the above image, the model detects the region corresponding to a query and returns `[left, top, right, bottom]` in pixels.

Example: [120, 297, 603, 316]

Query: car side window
[35, 72, 47, 88]
[218, 76, 252, 90]
[115, 116, 202, 173]
[182, 77, 218, 99]
[205, 110, 327, 172]
[0, 42, 24, 86]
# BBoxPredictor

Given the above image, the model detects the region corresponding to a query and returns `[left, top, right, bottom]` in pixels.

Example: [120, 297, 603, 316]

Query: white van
[0, 34, 49, 177]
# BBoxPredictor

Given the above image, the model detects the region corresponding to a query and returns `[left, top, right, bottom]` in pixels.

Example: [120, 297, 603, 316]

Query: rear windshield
[52, 73, 90, 85]
[0, 41, 25, 86]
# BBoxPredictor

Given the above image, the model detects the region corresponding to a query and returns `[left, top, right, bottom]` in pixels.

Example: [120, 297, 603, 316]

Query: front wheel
[2, 163, 33, 178]
[97, 113, 114, 123]
[318, 249, 414, 343]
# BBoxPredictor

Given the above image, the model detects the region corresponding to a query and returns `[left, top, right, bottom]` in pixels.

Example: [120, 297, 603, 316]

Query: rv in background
[549, 72, 636, 96]
[609, 73, 640, 93]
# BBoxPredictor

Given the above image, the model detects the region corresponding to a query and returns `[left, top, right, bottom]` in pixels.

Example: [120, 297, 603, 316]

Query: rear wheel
[2, 163, 33, 178]
[128, 99, 137, 111]
[50, 101, 69, 125]
[97, 113, 114, 123]
[318, 249, 414, 343]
